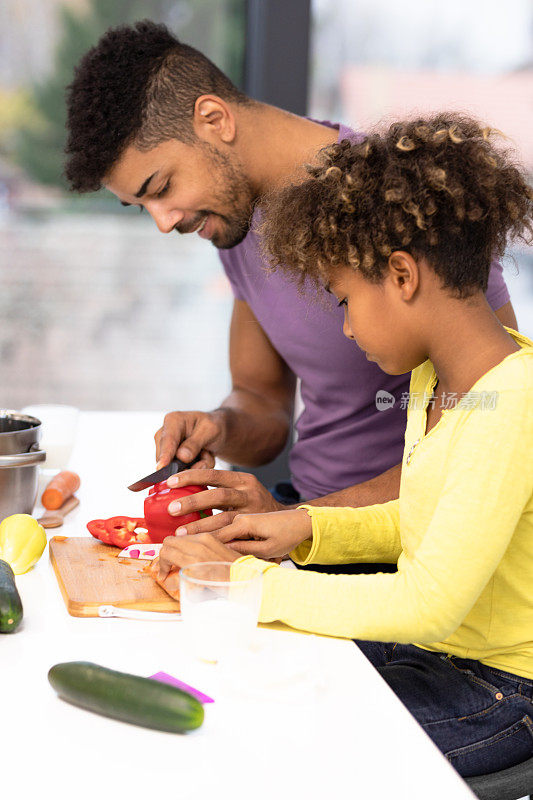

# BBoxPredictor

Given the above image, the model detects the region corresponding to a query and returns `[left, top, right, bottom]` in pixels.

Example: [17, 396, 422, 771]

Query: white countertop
[4, 412, 474, 800]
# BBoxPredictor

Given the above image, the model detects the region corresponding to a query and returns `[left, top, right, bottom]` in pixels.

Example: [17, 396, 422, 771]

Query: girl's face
[328, 258, 427, 375]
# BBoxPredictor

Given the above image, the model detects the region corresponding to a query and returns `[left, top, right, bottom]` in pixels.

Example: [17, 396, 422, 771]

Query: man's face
[104, 138, 256, 249]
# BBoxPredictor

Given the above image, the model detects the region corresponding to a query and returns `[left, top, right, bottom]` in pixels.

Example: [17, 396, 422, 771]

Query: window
[310, 0, 533, 334]
[0, 0, 245, 410]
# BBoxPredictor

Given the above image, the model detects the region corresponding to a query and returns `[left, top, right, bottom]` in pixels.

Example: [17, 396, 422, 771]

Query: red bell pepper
[104, 517, 150, 547]
[87, 516, 149, 548]
[143, 481, 212, 543]
[86, 481, 212, 547]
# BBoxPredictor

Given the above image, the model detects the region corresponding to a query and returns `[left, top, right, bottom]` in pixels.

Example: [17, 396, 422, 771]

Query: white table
[5, 412, 474, 800]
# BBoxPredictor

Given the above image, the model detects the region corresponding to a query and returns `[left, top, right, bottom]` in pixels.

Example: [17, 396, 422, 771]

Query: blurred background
[1, 0, 532, 413]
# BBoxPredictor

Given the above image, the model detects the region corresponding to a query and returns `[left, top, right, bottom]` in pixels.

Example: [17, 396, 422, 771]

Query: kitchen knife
[127, 455, 202, 492]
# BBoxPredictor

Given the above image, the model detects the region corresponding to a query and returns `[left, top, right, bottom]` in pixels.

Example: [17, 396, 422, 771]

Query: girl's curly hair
[261, 114, 533, 296]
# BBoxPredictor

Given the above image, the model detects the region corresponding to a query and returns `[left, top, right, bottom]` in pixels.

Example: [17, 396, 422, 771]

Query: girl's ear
[387, 251, 419, 301]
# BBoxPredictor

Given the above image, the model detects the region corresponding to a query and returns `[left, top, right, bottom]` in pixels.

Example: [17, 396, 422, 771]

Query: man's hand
[214, 508, 312, 560]
[155, 410, 227, 469]
[166, 468, 285, 535]
[158, 532, 241, 580]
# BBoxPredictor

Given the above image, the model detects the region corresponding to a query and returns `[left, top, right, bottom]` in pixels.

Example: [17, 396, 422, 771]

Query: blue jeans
[270, 481, 301, 505]
[356, 641, 533, 778]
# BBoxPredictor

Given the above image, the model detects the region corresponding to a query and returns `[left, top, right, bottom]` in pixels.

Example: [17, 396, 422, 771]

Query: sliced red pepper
[104, 516, 149, 547]
[87, 519, 114, 545]
[87, 516, 150, 547]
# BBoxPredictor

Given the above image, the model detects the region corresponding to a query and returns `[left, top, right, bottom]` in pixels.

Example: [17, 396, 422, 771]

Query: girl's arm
[215, 500, 401, 562]
[291, 499, 401, 565]
[232, 379, 533, 642]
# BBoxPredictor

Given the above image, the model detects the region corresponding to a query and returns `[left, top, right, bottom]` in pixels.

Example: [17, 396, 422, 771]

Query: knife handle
[171, 453, 203, 472]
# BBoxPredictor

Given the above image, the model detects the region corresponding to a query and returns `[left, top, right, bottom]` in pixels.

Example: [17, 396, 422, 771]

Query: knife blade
[127, 455, 201, 492]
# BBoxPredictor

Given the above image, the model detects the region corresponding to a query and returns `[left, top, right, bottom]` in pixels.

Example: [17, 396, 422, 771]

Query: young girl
[155, 114, 533, 778]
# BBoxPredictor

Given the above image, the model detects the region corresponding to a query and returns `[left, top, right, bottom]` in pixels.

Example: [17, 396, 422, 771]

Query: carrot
[41, 471, 80, 510]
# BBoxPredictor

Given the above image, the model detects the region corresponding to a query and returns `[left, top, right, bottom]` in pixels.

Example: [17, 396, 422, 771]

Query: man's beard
[194, 143, 256, 250]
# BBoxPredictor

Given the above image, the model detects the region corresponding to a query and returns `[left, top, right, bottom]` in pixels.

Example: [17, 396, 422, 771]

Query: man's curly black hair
[65, 20, 250, 192]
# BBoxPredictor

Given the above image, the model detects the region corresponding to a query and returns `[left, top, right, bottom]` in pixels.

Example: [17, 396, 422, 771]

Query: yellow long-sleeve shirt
[232, 329, 533, 679]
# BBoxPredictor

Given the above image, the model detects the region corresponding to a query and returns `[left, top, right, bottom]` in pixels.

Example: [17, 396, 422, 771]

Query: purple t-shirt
[219, 123, 511, 500]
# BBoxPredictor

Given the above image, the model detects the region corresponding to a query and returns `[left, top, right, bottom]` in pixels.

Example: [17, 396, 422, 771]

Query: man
[65, 21, 517, 534]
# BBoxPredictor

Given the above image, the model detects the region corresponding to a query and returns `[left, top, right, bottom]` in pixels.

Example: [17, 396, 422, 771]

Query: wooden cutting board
[49, 537, 179, 617]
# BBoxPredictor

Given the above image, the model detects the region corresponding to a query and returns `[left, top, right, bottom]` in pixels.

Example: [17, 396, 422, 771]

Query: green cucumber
[48, 661, 204, 733]
[0, 559, 23, 633]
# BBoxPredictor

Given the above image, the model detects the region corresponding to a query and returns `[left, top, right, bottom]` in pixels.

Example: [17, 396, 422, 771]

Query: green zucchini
[48, 661, 204, 733]
[0, 559, 23, 633]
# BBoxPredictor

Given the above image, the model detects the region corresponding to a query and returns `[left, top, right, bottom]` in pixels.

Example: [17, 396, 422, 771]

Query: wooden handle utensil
[38, 495, 80, 529]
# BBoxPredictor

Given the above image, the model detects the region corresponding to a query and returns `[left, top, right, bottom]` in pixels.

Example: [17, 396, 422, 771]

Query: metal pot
[0, 410, 46, 519]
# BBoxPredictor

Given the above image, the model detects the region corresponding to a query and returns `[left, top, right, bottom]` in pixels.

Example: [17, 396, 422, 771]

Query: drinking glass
[179, 561, 263, 663]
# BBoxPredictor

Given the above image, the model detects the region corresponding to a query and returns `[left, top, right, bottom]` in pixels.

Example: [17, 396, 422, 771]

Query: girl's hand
[213, 508, 312, 560]
[157, 532, 241, 580]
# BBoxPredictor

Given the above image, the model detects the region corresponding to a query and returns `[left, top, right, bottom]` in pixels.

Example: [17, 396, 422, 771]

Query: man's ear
[387, 251, 419, 301]
[193, 95, 236, 145]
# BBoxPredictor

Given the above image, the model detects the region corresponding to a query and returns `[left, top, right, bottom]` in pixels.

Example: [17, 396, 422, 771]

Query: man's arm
[292, 462, 402, 508]
[168, 460, 402, 537]
[156, 299, 296, 469]
[216, 299, 296, 465]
